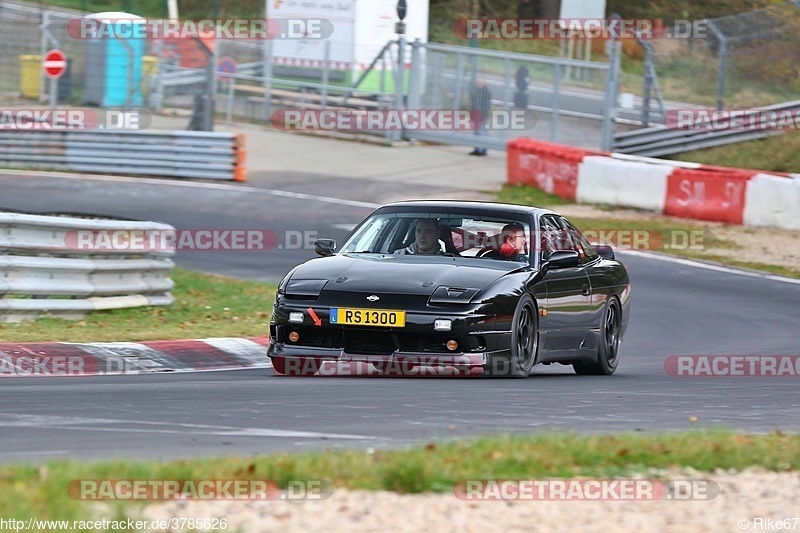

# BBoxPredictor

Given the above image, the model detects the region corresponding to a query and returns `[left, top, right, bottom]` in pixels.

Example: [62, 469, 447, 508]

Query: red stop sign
[44, 49, 67, 79]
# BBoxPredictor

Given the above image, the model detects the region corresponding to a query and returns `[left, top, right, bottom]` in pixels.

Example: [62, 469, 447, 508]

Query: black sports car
[268, 201, 630, 378]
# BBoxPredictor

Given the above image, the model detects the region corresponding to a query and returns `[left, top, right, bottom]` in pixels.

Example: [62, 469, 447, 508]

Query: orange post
[233, 133, 247, 182]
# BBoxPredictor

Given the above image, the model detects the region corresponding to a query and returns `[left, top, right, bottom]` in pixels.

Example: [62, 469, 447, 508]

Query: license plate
[330, 308, 406, 327]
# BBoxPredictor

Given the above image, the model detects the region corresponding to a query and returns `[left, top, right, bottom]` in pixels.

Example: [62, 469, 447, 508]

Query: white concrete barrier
[743, 174, 800, 231]
[577, 156, 672, 212]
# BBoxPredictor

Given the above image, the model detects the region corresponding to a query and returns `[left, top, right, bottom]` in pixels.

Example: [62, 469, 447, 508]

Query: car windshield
[337, 212, 533, 263]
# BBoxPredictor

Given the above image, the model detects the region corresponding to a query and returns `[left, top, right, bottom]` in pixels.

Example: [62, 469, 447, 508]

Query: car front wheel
[484, 294, 538, 378]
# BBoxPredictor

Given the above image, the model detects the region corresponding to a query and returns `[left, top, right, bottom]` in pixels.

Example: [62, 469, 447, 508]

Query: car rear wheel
[573, 297, 621, 376]
[272, 357, 321, 377]
[484, 294, 538, 378]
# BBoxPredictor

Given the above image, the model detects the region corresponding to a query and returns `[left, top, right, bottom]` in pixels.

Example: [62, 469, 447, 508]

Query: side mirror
[593, 243, 615, 260]
[314, 238, 336, 257]
[545, 250, 580, 269]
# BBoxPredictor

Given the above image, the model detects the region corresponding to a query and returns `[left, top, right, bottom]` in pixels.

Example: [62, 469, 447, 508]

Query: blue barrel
[83, 12, 145, 107]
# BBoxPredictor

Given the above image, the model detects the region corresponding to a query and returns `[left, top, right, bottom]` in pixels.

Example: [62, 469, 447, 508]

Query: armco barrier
[0, 130, 247, 181]
[507, 139, 799, 231]
[0, 212, 176, 322]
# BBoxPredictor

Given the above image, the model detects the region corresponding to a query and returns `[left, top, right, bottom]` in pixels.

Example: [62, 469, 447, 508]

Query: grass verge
[665, 133, 800, 174]
[2, 431, 798, 529]
[497, 184, 800, 280]
[0, 268, 275, 343]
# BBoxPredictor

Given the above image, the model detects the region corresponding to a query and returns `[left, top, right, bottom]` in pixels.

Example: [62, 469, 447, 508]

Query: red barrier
[507, 139, 600, 201]
[664, 168, 756, 224]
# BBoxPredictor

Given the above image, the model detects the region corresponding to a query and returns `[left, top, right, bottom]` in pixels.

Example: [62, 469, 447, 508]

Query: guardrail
[0, 212, 176, 322]
[0, 130, 247, 181]
[613, 100, 800, 157]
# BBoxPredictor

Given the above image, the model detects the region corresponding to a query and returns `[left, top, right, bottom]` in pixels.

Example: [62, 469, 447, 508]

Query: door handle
[581, 284, 590, 296]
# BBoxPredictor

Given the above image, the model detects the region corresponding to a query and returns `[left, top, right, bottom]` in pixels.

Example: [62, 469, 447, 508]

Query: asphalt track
[1, 172, 799, 463]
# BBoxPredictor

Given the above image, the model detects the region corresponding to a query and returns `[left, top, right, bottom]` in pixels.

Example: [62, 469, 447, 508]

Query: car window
[562, 218, 599, 262]
[539, 215, 566, 257]
[341, 217, 393, 253]
[338, 213, 532, 263]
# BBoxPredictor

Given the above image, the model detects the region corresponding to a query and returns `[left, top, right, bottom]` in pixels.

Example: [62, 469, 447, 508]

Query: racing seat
[392, 224, 460, 255]
[439, 227, 461, 256]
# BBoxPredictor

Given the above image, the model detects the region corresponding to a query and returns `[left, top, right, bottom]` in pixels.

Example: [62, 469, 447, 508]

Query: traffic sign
[43, 49, 67, 79]
[216, 56, 238, 81]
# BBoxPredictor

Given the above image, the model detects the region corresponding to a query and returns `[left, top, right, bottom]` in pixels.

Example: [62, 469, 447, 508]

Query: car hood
[289, 253, 525, 297]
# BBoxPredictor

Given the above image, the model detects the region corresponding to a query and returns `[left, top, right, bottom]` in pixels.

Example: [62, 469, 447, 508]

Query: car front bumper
[268, 301, 509, 372]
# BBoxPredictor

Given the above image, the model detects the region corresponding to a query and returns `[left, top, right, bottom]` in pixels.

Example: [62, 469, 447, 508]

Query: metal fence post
[380, 52, 387, 94]
[39, 11, 54, 105]
[407, 39, 423, 110]
[262, 37, 273, 123]
[706, 20, 727, 112]
[551, 63, 561, 142]
[393, 34, 406, 141]
[407, 39, 423, 141]
[205, 43, 215, 131]
[226, 75, 235, 124]
[601, 27, 622, 152]
[502, 58, 511, 142]
[453, 52, 464, 113]
[321, 40, 330, 109]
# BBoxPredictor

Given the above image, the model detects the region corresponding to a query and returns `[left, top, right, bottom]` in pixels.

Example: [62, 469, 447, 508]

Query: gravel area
[140, 470, 800, 532]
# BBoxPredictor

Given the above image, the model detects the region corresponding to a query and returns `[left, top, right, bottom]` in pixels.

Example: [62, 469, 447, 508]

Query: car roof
[378, 200, 558, 217]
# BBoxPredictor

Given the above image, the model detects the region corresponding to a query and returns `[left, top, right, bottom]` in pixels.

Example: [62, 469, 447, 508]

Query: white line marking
[0, 169, 380, 209]
[0, 450, 70, 457]
[618, 250, 800, 285]
[0, 414, 376, 440]
[57, 426, 376, 439]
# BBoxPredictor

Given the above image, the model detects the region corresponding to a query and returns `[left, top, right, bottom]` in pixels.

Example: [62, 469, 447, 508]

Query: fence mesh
[0, 1, 617, 149]
[638, 1, 800, 110]
[416, 44, 610, 149]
